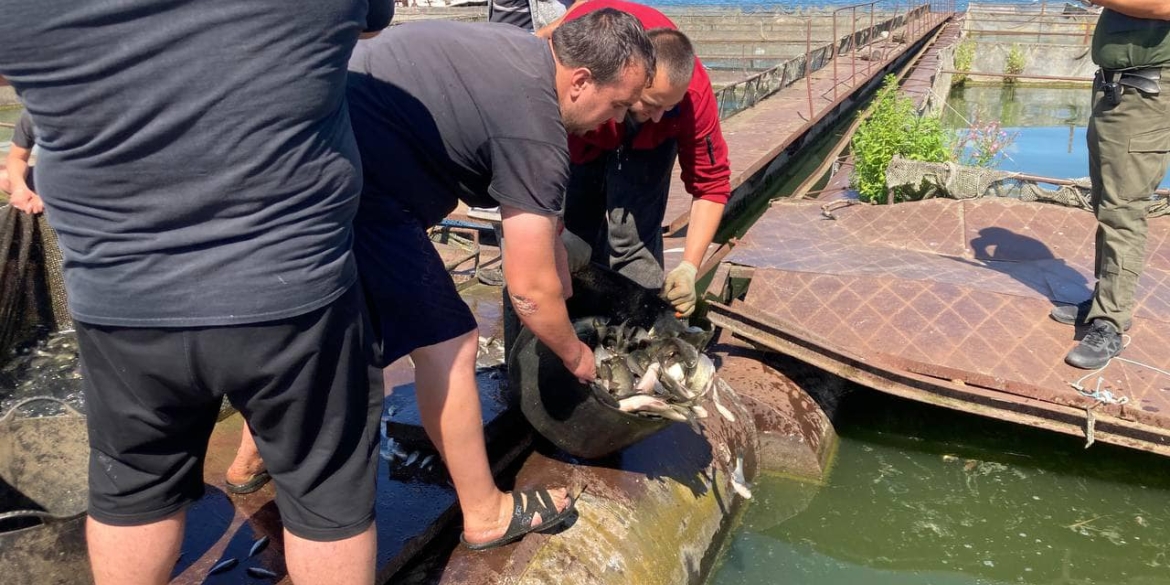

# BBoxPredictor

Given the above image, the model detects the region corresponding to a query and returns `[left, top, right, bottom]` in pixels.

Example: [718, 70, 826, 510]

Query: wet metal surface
[716, 197, 1170, 455]
[429, 373, 759, 585]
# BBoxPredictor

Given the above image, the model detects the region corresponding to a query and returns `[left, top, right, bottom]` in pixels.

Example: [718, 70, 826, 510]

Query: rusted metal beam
[942, 70, 1093, 82]
[706, 300, 1170, 458]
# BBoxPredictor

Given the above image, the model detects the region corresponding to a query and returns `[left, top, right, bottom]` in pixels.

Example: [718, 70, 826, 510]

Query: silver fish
[404, 451, 420, 467]
[731, 454, 752, 499]
[418, 454, 435, 469]
[633, 362, 661, 395]
[618, 394, 670, 413]
[691, 404, 709, 418]
[246, 566, 280, 579]
[248, 535, 269, 558]
[209, 558, 238, 576]
[712, 381, 736, 423]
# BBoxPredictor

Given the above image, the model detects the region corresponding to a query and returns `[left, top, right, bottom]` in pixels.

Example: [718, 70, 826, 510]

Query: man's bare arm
[501, 206, 595, 381]
[1091, 0, 1170, 20]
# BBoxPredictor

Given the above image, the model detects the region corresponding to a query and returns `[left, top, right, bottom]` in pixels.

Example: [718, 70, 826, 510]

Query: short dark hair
[552, 8, 656, 86]
[647, 28, 695, 87]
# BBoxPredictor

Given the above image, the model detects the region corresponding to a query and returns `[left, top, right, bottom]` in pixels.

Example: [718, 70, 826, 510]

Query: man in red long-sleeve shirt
[538, 0, 731, 317]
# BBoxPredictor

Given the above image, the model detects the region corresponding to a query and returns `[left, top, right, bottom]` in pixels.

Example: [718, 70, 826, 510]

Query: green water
[0, 105, 23, 145]
[709, 393, 1170, 585]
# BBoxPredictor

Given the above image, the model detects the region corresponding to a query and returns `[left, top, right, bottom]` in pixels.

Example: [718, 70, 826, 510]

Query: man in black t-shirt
[350, 12, 653, 549]
[0, 1, 392, 582]
[3, 110, 41, 214]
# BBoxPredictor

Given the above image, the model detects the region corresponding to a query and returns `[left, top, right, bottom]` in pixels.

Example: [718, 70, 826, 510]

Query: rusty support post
[806, 18, 814, 120]
[832, 11, 839, 102]
[851, 6, 857, 87]
[868, 3, 875, 76]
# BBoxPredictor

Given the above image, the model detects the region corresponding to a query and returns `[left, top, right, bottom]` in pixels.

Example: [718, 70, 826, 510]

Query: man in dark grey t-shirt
[348, 12, 653, 549]
[0, 1, 391, 583]
[3, 110, 41, 214]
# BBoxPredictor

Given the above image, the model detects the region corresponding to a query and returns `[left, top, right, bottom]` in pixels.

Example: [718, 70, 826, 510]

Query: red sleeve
[568, 120, 623, 165]
[676, 64, 731, 205]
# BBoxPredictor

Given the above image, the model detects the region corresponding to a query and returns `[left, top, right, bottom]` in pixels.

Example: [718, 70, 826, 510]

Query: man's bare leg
[410, 329, 569, 544]
[87, 512, 184, 585]
[285, 524, 376, 585]
[226, 423, 266, 485]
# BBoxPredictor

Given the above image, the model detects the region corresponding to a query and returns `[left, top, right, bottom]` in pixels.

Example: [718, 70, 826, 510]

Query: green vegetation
[952, 39, 975, 87]
[1004, 44, 1026, 84]
[851, 76, 950, 204]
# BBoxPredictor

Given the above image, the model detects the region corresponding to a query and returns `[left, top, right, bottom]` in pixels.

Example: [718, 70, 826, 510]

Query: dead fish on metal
[691, 404, 709, 418]
[209, 558, 238, 575]
[246, 566, 280, 579]
[248, 535, 269, 558]
[711, 381, 736, 423]
[730, 454, 752, 499]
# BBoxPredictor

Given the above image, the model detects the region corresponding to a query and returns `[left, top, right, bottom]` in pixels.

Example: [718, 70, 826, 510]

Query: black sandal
[460, 488, 577, 551]
[225, 471, 271, 495]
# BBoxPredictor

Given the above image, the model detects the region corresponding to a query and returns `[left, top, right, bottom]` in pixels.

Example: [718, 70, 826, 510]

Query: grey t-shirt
[11, 111, 34, 149]
[347, 21, 568, 227]
[0, 0, 392, 327]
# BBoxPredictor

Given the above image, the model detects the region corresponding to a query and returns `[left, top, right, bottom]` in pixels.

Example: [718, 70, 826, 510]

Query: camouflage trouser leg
[1086, 71, 1170, 331]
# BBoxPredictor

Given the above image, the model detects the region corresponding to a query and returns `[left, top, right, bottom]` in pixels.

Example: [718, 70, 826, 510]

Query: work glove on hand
[662, 261, 698, 317]
[561, 229, 593, 273]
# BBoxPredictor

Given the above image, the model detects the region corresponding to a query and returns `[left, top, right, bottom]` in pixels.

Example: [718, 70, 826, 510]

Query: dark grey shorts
[78, 284, 384, 541]
[354, 199, 479, 367]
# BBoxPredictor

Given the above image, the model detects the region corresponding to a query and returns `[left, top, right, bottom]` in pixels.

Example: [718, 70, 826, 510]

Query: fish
[419, 454, 435, 469]
[618, 394, 670, 413]
[209, 558, 238, 576]
[404, 451, 419, 467]
[712, 381, 736, 423]
[625, 353, 645, 377]
[248, 536, 269, 558]
[607, 360, 635, 398]
[691, 404, 709, 418]
[663, 361, 687, 385]
[687, 354, 716, 398]
[633, 362, 661, 395]
[670, 337, 700, 370]
[246, 567, 280, 579]
[730, 454, 752, 499]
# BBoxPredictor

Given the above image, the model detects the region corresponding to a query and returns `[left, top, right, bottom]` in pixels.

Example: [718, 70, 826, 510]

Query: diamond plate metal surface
[727, 198, 1170, 436]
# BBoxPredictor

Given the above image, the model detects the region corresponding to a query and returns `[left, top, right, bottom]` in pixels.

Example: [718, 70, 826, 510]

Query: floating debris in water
[248, 535, 269, 558]
[209, 558, 238, 575]
[246, 566, 280, 579]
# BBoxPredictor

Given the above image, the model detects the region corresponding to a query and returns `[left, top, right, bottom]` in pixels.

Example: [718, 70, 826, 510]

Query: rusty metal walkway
[708, 197, 1170, 456]
[661, 3, 955, 235]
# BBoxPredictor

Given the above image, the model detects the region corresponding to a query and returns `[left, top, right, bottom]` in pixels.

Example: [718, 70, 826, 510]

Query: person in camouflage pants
[1052, 1, 1170, 368]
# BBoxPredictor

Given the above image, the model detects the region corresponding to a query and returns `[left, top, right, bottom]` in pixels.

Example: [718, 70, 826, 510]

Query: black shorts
[354, 200, 479, 367]
[78, 284, 384, 541]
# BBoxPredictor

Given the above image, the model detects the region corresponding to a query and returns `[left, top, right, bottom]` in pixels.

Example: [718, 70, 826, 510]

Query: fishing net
[0, 206, 71, 359]
[885, 156, 1170, 218]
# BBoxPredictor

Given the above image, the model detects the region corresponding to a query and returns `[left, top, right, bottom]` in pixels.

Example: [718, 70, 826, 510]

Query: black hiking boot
[1049, 300, 1132, 331]
[1064, 320, 1123, 370]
